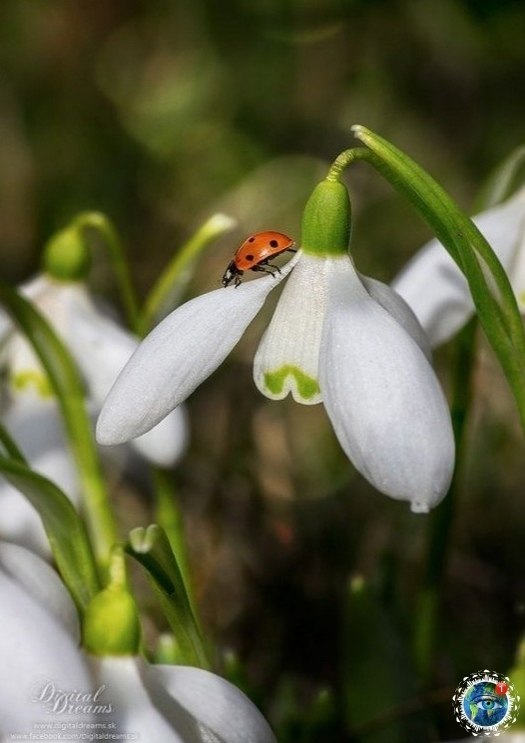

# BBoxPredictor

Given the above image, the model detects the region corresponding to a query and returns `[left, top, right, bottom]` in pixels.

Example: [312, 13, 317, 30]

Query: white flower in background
[98, 180, 455, 512]
[392, 185, 525, 347]
[0, 274, 188, 555]
[0, 542, 277, 743]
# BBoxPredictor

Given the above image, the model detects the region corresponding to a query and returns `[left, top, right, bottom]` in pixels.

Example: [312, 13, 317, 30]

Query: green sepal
[43, 226, 92, 281]
[301, 180, 351, 257]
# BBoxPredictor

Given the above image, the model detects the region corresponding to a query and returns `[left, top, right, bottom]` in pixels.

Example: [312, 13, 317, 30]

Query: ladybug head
[222, 260, 243, 288]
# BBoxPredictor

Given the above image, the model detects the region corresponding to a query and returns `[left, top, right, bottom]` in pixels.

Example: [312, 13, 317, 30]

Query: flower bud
[43, 225, 91, 281]
[83, 585, 141, 656]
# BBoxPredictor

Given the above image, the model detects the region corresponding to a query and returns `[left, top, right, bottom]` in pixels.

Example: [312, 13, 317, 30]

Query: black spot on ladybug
[269, 239, 278, 247]
[245, 254, 254, 261]
[248, 237, 255, 242]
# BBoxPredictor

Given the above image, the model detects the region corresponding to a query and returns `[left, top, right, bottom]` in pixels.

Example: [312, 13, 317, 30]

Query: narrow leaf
[126, 524, 209, 669]
[0, 422, 27, 463]
[352, 125, 525, 430]
[0, 281, 117, 567]
[0, 455, 99, 612]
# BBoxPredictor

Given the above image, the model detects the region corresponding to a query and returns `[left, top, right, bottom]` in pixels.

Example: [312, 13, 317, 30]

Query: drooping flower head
[97, 171, 455, 512]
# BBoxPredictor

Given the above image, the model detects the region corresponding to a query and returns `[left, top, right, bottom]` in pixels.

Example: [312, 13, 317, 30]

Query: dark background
[1, 1, 525, 740]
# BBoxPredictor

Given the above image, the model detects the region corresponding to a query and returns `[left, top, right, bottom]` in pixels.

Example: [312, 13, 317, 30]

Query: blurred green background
[1, 0, 525, 741]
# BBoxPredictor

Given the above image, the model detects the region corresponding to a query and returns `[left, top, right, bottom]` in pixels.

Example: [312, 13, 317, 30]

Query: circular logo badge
[452, 670, 520, 736]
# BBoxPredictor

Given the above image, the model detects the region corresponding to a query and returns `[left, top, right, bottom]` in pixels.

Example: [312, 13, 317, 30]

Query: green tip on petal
[301, 180, 351, 257]
[264, 365, 320, 401]
[42, 225, 92, 281]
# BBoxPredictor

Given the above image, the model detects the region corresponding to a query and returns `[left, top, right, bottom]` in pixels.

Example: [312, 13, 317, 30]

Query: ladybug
[222, 231, 296, 287]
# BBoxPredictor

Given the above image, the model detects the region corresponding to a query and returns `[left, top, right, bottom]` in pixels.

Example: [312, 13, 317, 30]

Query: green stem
[325, 147, 371, 182]
[413, 319, 477, 681]
[74, 212, 141, 333]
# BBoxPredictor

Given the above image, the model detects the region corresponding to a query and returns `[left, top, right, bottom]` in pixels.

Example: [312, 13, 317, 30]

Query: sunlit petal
[360, 274, 431, 360]
[90, 657, 185, 742]
[320, 258, 455, 512]
[0, 569, 92, 736]
[392, 186, 525, 346]
[0, 542, 79, 639]
[97, 256, 299, 445]
[147, 664, 278, 743]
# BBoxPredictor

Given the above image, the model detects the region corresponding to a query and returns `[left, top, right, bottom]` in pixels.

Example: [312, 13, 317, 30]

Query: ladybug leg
[251, 265, 277, 278]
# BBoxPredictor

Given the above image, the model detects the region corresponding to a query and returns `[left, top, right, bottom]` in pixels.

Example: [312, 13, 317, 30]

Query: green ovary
[12, 370, 53, 398]
[264, 366, 320, 400]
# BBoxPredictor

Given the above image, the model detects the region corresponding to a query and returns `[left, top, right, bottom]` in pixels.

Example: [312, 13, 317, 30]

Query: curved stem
[74, 212, 141, 333]
[325, 147, 371, 183]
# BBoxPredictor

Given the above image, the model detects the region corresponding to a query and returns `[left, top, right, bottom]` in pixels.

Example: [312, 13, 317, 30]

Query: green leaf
[0, 281, 117, 568]
[126, 524, 209, 669]
[351, 125, 525, 431]
[0, 455, 99, 612]
[0, 421, 27, 463]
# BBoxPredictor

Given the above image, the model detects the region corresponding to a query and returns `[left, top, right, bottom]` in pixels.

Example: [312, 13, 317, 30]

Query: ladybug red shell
[222, 231, 296, 287]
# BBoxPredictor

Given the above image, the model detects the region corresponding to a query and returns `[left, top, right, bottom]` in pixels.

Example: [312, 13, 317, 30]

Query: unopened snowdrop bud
[43, 224, 92, 281]
[83, 550, 141, 656]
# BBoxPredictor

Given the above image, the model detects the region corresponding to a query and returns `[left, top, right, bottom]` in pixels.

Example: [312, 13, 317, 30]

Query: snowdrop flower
[0, 542, 277, 742]
[0, 232, 187, 553]
[98, 177, 454, 512]
[392, 185, 525, 347]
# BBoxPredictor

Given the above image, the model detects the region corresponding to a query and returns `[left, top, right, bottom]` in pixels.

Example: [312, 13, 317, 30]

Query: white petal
[360, 275, 432, 360]
[97, 257, 299, 445]
[90, 657, 185, 742]
[147, 664, 277, 743]
[65, 297, 138, 408]
[392, 186, 525, 346]
[254, 252, 327, 404]
[0, 570, 92, 735]
[320, 258, 455, 512]
[0, 542, 79, 639]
